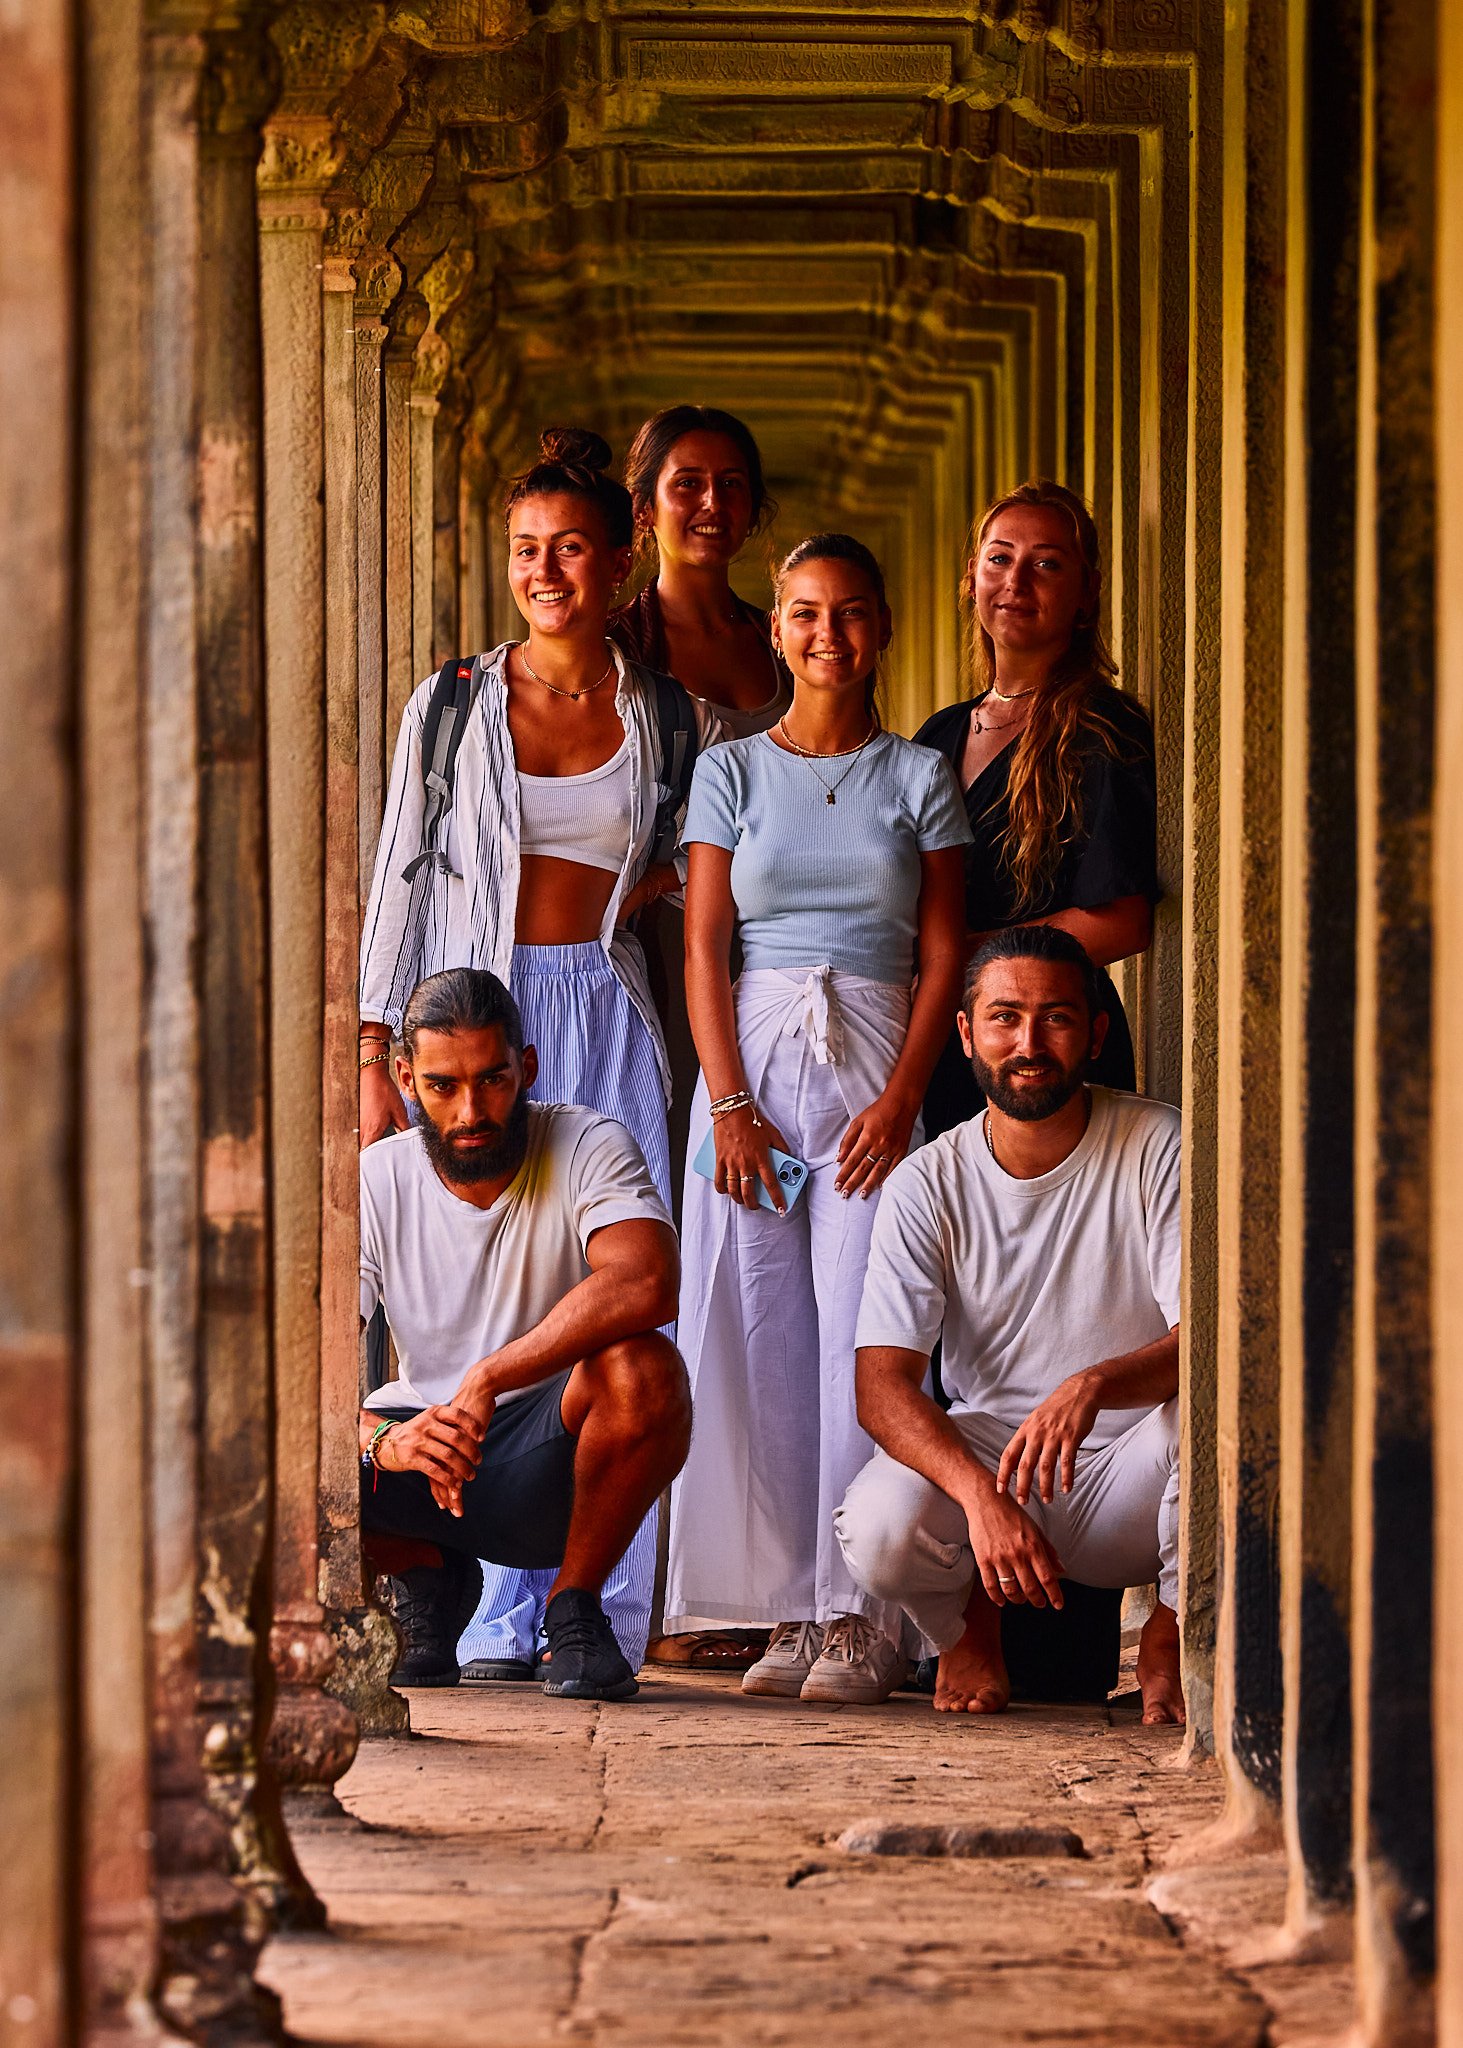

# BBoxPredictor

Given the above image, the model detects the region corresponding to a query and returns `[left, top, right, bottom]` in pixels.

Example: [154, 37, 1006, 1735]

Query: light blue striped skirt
[458, 938, 669, 1671]
[509, 939, 672, 1206]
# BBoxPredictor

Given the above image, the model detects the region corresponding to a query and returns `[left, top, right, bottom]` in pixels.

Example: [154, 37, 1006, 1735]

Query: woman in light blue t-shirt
[664, 533, 971, 1705]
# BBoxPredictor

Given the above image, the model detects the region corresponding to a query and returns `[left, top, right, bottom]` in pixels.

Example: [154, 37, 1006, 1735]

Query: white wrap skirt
[664, 965, 913, 1639]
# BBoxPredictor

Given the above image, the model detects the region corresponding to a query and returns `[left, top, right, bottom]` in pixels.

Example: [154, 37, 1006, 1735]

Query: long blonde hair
[965, 479, 1134, 912]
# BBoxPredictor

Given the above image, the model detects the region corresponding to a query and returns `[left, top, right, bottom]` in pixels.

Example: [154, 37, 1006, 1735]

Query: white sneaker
[799, 1615, 907, 1704]
[740, 1620, 825, 1697]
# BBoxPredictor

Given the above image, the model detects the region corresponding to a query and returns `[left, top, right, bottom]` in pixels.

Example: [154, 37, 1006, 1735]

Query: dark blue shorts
[361, 1370, 576, 1568]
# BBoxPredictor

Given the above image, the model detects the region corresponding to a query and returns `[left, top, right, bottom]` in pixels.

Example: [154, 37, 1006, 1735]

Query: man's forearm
[456, 1261, 675, 1409]
[1082, 1328, 1180, 1412]
[856, 1348, 997, 1512]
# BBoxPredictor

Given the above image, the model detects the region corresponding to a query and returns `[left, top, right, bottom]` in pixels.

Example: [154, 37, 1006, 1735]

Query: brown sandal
[645, 1629, 771, 1671]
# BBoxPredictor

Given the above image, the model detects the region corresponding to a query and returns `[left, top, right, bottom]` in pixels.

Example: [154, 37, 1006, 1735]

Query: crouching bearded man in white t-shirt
[834, 925, 1184, 1724]
[359, 967, 690, 1703]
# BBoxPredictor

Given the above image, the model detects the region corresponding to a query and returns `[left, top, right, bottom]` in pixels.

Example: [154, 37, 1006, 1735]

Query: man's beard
[418, 1089, 531, 1185]
[969, 1047, 1088, 1123]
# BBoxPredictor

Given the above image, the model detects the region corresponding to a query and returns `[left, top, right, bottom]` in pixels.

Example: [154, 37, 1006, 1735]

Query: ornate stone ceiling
[271, 0, 1198, 717]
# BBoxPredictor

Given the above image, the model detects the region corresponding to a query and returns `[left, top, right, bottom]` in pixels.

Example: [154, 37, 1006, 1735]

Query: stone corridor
[261, 1677, 1350, 2047]
[11, 2, 1463, 2041]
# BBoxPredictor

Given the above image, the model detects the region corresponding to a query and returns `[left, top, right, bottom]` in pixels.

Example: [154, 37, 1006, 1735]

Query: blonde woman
[915, 480, 1158, 1138]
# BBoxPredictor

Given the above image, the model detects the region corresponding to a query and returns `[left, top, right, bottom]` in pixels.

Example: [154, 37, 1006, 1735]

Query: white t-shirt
[360, 1102, 671, 1415]
[855, 1089, 1181, 1450]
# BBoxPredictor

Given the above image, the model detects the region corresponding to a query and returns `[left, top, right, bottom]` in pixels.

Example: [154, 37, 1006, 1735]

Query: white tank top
[517, 738, 632, 874]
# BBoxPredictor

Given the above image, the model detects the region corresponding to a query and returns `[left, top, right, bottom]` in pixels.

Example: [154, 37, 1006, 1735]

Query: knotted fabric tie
[781, 964, 844, 1066]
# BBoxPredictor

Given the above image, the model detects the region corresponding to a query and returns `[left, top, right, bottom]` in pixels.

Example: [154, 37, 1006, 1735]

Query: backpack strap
[646, 666, 701, 867]
[402, 656, 481, 881]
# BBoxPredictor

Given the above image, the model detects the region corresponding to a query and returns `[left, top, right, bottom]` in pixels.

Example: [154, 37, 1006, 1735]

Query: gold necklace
[972, 687, 1033, 735]
[520, 644, 615, 702]
[775, 715, 879, 807]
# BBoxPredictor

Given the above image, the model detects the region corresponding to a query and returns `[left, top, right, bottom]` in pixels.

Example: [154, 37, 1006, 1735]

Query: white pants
[834, 1400, 1180, 1654]
[665, 967, 912, 1639]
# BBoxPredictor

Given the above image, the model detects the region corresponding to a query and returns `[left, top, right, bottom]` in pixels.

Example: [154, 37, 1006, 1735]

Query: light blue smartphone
[692, 1128, 810, 1213]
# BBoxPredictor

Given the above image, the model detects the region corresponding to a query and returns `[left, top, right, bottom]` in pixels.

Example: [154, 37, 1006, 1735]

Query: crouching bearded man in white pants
[834, 925, 1184, 1724]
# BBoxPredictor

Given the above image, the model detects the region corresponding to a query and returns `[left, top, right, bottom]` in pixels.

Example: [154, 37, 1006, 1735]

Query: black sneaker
[380, 1549, 484, 1688]
[541, 1588, 638, 1701]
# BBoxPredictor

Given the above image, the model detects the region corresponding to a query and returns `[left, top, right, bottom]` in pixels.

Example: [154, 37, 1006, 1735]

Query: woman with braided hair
[915, 480, 1159, 1140]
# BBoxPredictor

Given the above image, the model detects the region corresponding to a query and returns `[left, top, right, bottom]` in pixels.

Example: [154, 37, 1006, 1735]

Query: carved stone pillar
[354, 281, 390, 902]
[320, 244, 409, 1739]
[432, 372, 466, 666]
[384, 291, 427, 735]
[409, 334, 446, 684]
[144, 12, 305, 2026]
[257, 114, 358, 1807]
[1, 0, 79, 2035]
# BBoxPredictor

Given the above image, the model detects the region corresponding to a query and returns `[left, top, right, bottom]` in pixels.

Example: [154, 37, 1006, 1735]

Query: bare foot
[1137, 1602, 1185, 1725]
[934, 1628, 1011, 1714]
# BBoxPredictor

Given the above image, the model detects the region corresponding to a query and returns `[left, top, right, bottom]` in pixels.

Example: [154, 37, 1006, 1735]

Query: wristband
[363, 1418, 396, 1490]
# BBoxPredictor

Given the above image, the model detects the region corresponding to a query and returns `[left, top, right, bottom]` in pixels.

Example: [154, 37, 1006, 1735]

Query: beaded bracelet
[362, 1418, 396, 1490]
[709, 1090, 760, 1124]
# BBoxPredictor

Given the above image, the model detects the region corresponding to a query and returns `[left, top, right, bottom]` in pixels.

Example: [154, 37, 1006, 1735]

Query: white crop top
[517, 738, 633, 874]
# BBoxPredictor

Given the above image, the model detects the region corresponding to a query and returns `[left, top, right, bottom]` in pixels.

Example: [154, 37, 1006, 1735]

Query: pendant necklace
[776, 715, 879, 806]
[521, 644, 615, 702]
[972, 681, 1036, 735]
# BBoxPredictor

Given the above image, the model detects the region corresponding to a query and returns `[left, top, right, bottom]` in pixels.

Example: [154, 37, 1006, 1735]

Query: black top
[913, 682, 1159, 929]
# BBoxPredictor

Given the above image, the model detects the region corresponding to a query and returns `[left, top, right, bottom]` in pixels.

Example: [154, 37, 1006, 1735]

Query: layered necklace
[971, 678, 1037, 733]
[775, 714, 879, 806]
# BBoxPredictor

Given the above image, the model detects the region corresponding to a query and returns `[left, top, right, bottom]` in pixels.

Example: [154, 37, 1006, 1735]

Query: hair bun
[539, 426, 612, 473]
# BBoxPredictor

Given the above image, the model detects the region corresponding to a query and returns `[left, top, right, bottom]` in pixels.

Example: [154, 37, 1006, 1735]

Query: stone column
[1276, 0, 1362, 1935]
[320, 247, 408, 1737]
[355, 290, 389, 903]
[384, 290, 427, 735]
[433, 373, 466, 665]
[410, 345, 444, 684]
[257, 115, 358, 1807]
[145, 12, 302, 2023]
[78, 0, 154, 2026]
[1349, 2, 1438, 2036]
[1208, 0, 1286, 1836]
[1433, 5, 1463, 2039]
[0, 0, 79, 2035]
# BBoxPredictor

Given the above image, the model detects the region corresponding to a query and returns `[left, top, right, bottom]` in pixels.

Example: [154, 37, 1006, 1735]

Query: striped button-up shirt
[359, 640, 724, 1104]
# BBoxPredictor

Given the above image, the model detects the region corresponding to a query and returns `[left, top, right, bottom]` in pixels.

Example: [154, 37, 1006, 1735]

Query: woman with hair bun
[915, 479, 1159, 1139]
[358, 426, 723, 1682]
[611, 403, 790, 736]
[664, 532, 969, 1706]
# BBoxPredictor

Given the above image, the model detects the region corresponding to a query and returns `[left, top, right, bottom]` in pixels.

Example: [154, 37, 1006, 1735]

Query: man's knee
[581, 1333, 692, 1450]
[835, 1456, 946, 1602]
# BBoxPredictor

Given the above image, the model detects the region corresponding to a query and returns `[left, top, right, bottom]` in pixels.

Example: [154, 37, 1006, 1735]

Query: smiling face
[771, 556, 891, 698]
[649, 430, 756, 569]
[968, 502, 1093, 662]
[507, 490, 633, 638]
[957, 955, 1106, 1122]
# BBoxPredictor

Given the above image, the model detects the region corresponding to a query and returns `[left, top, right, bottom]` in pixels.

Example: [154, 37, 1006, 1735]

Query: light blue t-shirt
[683, 729, 972, 985]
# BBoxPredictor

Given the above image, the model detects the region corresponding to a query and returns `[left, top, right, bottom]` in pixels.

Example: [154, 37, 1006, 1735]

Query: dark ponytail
[503, 427, 634, 549]
[773, 531, 889, 717]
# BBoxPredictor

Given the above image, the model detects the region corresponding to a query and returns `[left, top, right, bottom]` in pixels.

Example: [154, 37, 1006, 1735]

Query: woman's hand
[360, 1053, 410, 1150]
[617, 862, 679, 925]
[713, 1103, 794, 1214]
[835, 1086, 919, 1199]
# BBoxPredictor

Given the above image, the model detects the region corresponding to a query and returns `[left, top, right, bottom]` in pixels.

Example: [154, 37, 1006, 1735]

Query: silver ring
[997, 1575, 1018, 1583]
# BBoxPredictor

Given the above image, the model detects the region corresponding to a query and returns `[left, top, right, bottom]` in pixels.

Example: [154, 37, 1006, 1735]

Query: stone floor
[261, 1673, 1354, 2047]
